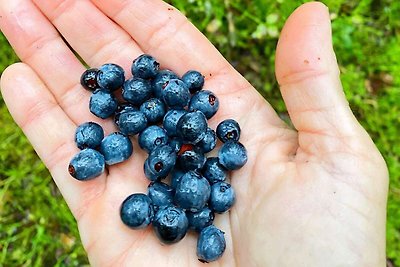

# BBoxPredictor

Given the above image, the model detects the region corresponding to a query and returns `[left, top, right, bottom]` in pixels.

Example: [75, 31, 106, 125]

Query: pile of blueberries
[68, 54, 248, 263]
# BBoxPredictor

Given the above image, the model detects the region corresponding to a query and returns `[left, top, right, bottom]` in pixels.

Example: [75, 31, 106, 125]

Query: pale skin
[0, 0, 388, 266]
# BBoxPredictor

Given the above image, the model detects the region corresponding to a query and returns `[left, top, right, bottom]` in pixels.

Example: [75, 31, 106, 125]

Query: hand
[0, 1, 388, 266]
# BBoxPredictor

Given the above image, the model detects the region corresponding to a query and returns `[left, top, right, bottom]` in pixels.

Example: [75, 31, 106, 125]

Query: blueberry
[144, 145, 176, 181]
[100, 132, 133, 165]
[209, 182, 235, 213]
[152, 70, 179, 98]
[186, 207, 214, 232]
[182, 70, 205, 94]
[188, 90, 219, 119]
[75, 122, 104, 149]
[116, 108, 147, 135]
[89, 89, 118, 119]
[138, 126, 168, 153]
[131, 54, 160, 79]
[120, 193, 154, 229]
[197, 128, 217, 153]
[153, 205, 189, 244]
[140, 98, 166, 124]
[68, 148, 105, 181]
[80, 68, 99, 91]
[218, 141, 248, 170]
[174, 171, 211, 212]
[177, 149, 206, 171]
[197, 225, 226, 263]
[122, 77, 152, 106]
[176, 111, 208, 144]
[216, 119, 241, 143]
[97, 63, 125, 91]
[163, 109, 187, 137]
[168, 137, 183, 153]
[147, 181, 174, 211]
[162, 79, 191, 109]
[170, 168, 185, 190]
[202, 157, 227, 184]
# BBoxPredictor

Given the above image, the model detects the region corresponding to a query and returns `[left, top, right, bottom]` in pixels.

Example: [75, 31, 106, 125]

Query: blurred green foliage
[0, 0, 399, 266]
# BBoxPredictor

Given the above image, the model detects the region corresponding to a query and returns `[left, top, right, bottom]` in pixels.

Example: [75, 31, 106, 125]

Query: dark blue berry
[186, 207, 214, 232]
[178, 149, 206, 171]
[162, 79, 190, 109]
[122, 77, 152, 106]
[202, 157, 227, 184]
[116, 108, 147, 135]
[174, 171, 211, 212]
[176, 111, 208, 144]
[147, 181, 174, 211]
[80, 68, 99, 91]
[182, 70, 205, 94]
[153, 205, 189, 244]
[170, 168, 185, 190]
[68, 148, 105, 181]
[89, 89, 118, 119]
[97, 63, 125, 91]
[120, 193, 154, 229]
[131, 54, 160, 79]
[152, 70, 179, 98]
[218, 141, 247, 170]
[168, 137, 182, 153]
[138, 126, 168, 153]
[197, 128, 217, 153]
[75, 122, 104, 149]
[100, 132, 133, 165]
[163, 109, 187, 137]
[216, 119, 241, 143]
[144, 145, 176, 181]
[188, 90, 219, 119]
[209, 182, 235, 213]
[197, 225, 226, 263]
[140, 98, 166, 124]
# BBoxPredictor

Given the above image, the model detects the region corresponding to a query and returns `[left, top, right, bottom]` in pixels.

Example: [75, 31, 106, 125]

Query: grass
[0, 0, 399, 266]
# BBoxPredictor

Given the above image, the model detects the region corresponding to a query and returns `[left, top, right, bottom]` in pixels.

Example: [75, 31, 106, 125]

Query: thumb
[275, 2, 365, 154]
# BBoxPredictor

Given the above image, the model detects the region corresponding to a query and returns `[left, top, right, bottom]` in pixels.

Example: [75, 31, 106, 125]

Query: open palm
[0, 1, 388, 266]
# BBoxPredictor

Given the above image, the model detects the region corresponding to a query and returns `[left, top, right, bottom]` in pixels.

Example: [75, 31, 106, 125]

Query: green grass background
[0, 0, 399, 266]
